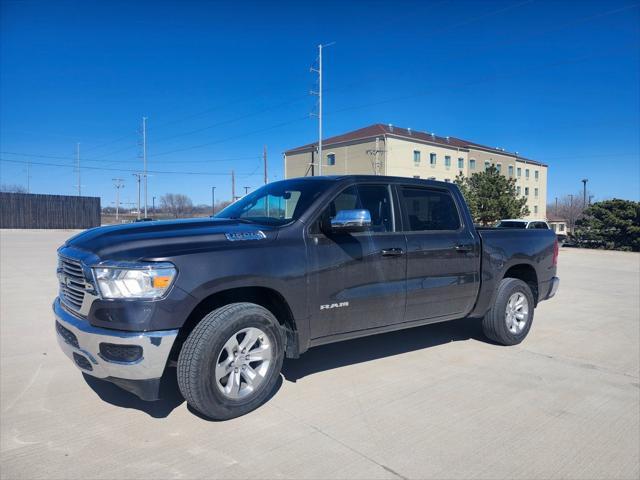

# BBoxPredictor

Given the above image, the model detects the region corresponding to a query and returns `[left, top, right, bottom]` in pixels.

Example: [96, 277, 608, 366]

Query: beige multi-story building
[284, 124, 548, 220]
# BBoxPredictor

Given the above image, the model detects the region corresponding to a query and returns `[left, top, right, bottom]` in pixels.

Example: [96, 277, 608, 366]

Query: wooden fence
[0, 193, 101, 229]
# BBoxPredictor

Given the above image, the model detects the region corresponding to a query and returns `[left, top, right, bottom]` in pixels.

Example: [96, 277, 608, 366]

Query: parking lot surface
[1, 229, 639, 479]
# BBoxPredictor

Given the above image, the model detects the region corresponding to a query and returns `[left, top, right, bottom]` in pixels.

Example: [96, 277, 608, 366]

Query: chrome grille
[58, 255, 87, 312]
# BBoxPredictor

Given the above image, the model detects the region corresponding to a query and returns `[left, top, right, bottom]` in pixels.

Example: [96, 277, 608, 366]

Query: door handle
[455, 244, 473, 253]
[381, 248, 405, 257]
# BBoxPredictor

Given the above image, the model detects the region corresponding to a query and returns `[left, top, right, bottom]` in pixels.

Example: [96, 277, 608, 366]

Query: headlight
[92, 262, 177, 299]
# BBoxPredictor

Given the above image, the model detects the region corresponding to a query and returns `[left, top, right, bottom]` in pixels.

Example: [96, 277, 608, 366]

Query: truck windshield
[496, 221, 528, 228]
[215, 179, 330, 226]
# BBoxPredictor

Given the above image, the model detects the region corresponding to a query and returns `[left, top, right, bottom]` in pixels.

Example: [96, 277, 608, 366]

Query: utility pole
[231, 170, 236, 201]
[581, 178, 588, 208]
[132, 173, 142, 220]
[244, 186, 250, 195]
[211, 186, 216, 216]
[26, 161, 31, 193]
[152, 196, 156, 217]
[142, 117, 148, 218]
[263, 145, 268, 184]
[366, 137, 385, 175]
[555, 196, 558, 215]
[76, 143, 81, 196]
[310, 43, 334, 176]
[112, 178, 124, 222]
[569, 194, 574, 232]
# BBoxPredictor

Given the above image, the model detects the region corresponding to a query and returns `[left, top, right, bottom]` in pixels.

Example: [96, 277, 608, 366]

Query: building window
[496, 163, 502, 173]
[430, 153, 437, 165]
[517, 186, 521, 195]
[469, 159, 476, 169]
[534, 188, 539, 197]
[458, 157, 464, 169]
[445, 156, 451, 168]
[535, 170, 539, 181]
[484, 161, 491, 171]
[525, 187, 529, 196]
[327, 153, 336, 166]
[534, 205, 538, 214]
[413, 150, 421, 166]
[559, 224, 565, 232]
[517, 167, 522, 177]
[413, 175, 420, 179]
[525, 169, 530, 179]
[508, 165, 514, 177]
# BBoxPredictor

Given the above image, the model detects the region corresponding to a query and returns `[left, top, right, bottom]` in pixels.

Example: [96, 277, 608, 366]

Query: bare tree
[547, 190, 594, 233]
[160, 193, 194, 218]
[0, 183, 28, 193]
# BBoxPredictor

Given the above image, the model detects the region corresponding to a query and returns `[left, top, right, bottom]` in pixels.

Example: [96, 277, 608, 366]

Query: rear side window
[399, 187, 460, 231]
[324, 184, 394, 232]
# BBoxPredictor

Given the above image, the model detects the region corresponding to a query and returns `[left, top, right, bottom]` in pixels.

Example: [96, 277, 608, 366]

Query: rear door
[397, 184, 481, 322]
[306, 182, 407, 338]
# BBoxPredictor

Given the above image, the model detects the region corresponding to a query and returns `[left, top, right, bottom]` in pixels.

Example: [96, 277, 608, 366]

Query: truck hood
[63, 218, 279, 261]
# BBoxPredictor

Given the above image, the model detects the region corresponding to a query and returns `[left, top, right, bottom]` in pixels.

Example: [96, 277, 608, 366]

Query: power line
[0, 158, 249, 176]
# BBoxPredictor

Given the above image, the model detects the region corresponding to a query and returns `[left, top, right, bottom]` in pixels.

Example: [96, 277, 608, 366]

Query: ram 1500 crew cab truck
[54, 175, 559, 419]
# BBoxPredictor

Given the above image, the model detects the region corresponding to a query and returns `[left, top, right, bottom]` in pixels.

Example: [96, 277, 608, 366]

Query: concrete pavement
[1, 230, 638, 479]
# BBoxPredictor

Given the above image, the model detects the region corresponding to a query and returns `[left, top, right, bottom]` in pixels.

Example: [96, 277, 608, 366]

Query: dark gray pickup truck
[55, 175, 559, 419]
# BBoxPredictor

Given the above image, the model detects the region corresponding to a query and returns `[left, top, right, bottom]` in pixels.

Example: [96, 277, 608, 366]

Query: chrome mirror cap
[330, 209, 372, 232]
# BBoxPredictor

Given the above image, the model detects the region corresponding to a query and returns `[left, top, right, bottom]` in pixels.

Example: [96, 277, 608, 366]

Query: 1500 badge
[320, 301, 349, 310]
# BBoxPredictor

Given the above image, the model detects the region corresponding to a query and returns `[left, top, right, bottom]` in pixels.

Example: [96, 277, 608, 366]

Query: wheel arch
[502, 263, 539, 304]
[170, 286, 299, 361]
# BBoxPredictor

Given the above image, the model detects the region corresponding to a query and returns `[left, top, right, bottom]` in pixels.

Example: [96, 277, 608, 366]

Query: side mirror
[330, 209, 372, 233]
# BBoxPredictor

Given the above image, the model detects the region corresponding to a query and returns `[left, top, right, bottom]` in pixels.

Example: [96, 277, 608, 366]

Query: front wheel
[177, 303, 284, 420]
[482, 278, 535, 346]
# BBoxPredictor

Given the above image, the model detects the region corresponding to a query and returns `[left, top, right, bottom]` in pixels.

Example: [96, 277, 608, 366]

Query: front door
[307, 183, 407, 339]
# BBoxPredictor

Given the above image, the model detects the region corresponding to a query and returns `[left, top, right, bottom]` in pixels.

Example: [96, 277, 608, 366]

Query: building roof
[284, 123, 546, 166]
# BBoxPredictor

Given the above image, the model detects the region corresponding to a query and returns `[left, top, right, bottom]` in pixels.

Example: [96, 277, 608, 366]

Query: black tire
[482, 278, 535, 346]
[177, 302, 284, 420]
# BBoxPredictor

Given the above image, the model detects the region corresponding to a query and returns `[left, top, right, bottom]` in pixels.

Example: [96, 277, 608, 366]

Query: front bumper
[53, 297, 178, 400]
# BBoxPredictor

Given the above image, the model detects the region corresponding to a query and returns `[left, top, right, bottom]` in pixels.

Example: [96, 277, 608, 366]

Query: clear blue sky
[1, 0, 639, 208]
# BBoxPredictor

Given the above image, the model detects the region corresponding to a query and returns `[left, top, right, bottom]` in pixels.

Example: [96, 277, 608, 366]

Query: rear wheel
[482, 278, 535, 346]
[177, 303, 284, 420]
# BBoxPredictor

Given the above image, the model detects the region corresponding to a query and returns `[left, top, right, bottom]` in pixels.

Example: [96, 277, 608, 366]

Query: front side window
[445, 155, 451, 167]
[430, 153, 437, 165]
[496, 163, 502, 173]
[469, 159, 476, 169]
[508, 165, 514, 176]
[484, 161, 491, 170]
[217, 179, 329, 226]
[458, 157, 464, 169]
[534, 205, 538, 214]
[525, 187, 529, 196]
[526, 169, 530, 178]
[534, 188, 539, 197]
[535, 170, 539, 181]
[323, 184, 394, 233]
[399, 187, 460, 231]
[517, 186, 521, 195]
[517, 167, 522, 177]
[327, 153, 336, 166]
[413, 150, 421, 166]
[559, 224, 565, 232]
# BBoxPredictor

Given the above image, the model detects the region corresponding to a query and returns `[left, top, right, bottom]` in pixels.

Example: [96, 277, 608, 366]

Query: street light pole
[211, 186, 216, 216]
[581, 178, 588, 208]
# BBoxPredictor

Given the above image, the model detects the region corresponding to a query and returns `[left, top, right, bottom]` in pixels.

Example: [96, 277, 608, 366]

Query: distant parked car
[496, 219, 550, 230]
